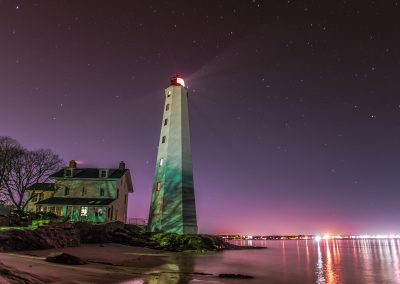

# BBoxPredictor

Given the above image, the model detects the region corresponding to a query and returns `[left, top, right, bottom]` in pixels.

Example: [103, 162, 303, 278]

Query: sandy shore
[0, 243, 211, 284]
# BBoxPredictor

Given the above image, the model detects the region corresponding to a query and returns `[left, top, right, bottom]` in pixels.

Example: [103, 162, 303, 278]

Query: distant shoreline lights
[220, 234, 400, 240]
[315, 234, 400, 240]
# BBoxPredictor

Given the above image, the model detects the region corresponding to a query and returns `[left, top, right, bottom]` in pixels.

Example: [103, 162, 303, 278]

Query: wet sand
[0, 243, 182, 283]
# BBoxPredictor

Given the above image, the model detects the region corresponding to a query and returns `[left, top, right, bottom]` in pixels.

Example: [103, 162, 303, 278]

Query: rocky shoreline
[0, 222, 239, 252]
[0, 223, 263, 283]
[0, 243, 258, 283]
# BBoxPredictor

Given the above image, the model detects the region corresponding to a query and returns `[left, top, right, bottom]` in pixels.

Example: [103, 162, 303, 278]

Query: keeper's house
[26, 160, 133, 223]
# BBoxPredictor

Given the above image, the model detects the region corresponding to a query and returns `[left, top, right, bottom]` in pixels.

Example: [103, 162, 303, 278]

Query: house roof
[50, 168, 128, 179]
[36, 197, 115, 206]
[26, 183, 55, 191]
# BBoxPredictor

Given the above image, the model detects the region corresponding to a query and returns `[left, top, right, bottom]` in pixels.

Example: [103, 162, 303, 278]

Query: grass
[31, 219, 50, 227]
[0, 219, 51, 232]
[0, 226, 38, 232]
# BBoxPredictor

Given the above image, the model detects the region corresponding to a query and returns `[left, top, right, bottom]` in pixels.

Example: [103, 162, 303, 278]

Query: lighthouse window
[162, 136, 166, 143]
[164, 118, 168, 126]
[156, 182, 161, 191]
[159, 158, 164, 166]
[165, 104, 170, 111]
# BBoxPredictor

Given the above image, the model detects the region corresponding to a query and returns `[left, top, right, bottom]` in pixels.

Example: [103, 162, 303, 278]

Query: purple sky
[1, 1, 400, 235]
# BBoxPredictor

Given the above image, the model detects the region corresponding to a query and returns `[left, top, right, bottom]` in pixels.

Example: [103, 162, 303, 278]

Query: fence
[127, 218, 148, 225]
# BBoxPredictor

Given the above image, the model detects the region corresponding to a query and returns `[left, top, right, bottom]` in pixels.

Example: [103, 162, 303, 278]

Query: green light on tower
[148, 75, 198, 234]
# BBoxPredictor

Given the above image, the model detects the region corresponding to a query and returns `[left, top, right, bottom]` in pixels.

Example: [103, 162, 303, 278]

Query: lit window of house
[56, 207, 63, 216]
[80, 207, 88, 216]
[95, 208, 103, 216]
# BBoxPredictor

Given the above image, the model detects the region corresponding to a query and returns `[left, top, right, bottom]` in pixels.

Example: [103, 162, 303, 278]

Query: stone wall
[0, 223, 80, 251]
[0, 221, 235, 252]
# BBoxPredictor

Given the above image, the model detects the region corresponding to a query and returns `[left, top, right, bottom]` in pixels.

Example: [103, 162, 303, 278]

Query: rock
[45, 252, 88, 265]
[124, 224, 146, 235]
[76, 222, 154, 248]
[0, 223, 80, 252]
[75, 221, 126, 243]
[114, 234, 158, 247]
[0, 221, 236, 253]
[218, 273, 254, 279]
[149, 233, 236, 251]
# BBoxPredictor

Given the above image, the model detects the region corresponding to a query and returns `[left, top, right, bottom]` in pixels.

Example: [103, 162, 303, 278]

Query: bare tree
[3, 149, 63, 211]
[0, 137, 23, 204]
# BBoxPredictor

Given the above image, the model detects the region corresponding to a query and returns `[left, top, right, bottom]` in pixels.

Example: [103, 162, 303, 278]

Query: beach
[3, 239, 400, 283]
[0, 243, 183, 283]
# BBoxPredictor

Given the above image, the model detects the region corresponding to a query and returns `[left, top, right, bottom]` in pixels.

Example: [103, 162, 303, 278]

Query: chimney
[119, 161, 125, 171]
[69, 160, 77, 169]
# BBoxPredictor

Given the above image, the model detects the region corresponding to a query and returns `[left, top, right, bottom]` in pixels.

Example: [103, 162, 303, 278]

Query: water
[127, 239, 400, 283]
[191, 239, 400, 283]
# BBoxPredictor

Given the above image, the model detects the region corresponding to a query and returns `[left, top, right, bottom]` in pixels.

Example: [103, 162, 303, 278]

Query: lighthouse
[148, 75, 198, 234]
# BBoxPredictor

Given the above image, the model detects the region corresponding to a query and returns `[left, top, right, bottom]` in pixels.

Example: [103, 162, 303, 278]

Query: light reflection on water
[204, 239, 400, 283]
[126, 240, 400, 283]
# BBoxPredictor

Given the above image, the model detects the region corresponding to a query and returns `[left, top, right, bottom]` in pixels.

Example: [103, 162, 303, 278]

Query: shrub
[149, 232, 217, 251]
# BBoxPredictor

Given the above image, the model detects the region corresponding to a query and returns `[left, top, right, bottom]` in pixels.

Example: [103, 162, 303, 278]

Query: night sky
[1, 1, 400, 235]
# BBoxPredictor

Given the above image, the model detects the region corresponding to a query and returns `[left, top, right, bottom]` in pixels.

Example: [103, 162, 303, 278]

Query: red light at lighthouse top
[171, 75, 185, 87]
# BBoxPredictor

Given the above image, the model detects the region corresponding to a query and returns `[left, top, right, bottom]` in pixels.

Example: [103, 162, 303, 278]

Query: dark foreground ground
[0, 243, 187, 283]
[0, 223, 254, 283]
[0, 243, 253, 283]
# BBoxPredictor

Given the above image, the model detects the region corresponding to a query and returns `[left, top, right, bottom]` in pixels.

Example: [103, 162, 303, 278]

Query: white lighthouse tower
[148, 75, 198, 234]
